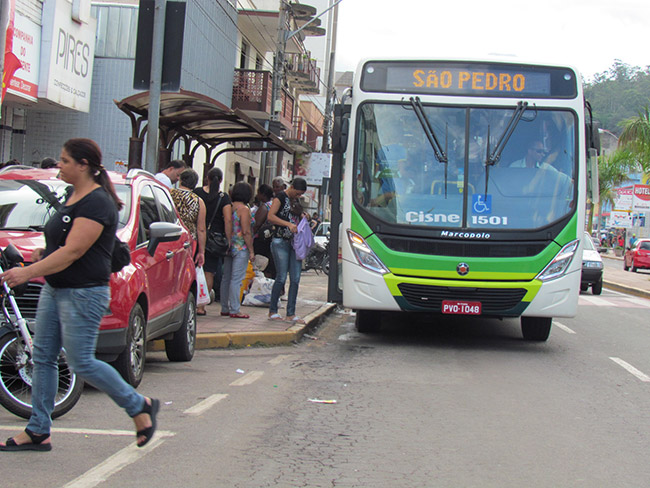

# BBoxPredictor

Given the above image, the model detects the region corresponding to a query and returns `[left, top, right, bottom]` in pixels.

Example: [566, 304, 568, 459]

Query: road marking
[580, 295, 615, 306]
[230, 370, 264, 386]
[553, 321, 576, 334]
[63, 432, 174, 488]
[609, 357, 650, 382]
[0, 426, 174, 437]
[183, 394, 229, 415]
[579, 295, 650, 309]
[268, 354, 295, 365]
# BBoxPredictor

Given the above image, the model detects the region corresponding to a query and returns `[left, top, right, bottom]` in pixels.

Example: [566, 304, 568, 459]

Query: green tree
[595, 149, 634, 236]
[618, 105, 650, 174]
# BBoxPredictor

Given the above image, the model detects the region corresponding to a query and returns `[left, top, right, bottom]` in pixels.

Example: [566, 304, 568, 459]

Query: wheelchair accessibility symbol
[472, 194, 492, 214]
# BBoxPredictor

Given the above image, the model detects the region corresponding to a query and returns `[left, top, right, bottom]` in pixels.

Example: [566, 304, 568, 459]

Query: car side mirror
[326, 231, 330, 239]
[147, 222, 183, 256]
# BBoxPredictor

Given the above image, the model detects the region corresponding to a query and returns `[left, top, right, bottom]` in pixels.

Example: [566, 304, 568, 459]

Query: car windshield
[583, 233, 595, 251]
[0, 179, 131, 230]
[640, 241, 650, 251]
[354, 102, 576, 231]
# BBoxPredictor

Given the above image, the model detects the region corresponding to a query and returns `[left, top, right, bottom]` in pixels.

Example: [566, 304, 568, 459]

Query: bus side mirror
[332, 104, 351, 154]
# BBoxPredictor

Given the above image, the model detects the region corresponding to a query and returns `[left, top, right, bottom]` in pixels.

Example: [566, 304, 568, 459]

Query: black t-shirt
[44, 187, 118, 288]
[194, 187, 231, 234]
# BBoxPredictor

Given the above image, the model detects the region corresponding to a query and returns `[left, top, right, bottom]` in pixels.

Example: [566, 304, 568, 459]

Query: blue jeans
[28, 283, 144, 434]
[221, 248, 249, 315]
[270, 238, 302, 317]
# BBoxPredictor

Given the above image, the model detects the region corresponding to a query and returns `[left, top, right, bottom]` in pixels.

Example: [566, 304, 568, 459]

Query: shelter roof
[115, 90, 293, 153]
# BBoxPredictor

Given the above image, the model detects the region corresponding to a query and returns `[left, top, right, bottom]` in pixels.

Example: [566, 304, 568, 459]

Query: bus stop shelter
[115, 89, 293, 178]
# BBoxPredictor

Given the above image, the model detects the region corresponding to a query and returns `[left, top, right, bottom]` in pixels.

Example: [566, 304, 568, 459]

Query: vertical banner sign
[7, 12, 41, 101]
[38, 0, 96, 112]
[2, 0, 21, 103]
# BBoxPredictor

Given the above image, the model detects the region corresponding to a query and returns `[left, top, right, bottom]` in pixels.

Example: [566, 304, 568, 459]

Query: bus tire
[355, 310, 381, 333]
[521, 316, 552, 341]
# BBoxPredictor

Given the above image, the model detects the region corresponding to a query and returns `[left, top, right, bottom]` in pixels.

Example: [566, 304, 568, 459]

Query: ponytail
[63, 138, 123, 210]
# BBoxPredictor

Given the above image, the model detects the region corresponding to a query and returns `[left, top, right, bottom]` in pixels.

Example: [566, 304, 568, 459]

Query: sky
[304, 0, 650, 83]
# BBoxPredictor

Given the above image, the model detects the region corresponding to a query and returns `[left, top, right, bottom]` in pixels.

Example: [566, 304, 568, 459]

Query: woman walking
[266, 177, 308, 323]
[0, 139, 158, 451]
[194, 168, 232, 311]
[221, 182, 255, 318]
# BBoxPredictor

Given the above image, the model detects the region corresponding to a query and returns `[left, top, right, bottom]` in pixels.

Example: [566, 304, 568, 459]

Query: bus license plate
[442, 300, 482, 315]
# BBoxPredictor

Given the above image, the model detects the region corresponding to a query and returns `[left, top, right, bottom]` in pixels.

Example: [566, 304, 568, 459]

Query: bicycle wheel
[0, 333, 84, 419]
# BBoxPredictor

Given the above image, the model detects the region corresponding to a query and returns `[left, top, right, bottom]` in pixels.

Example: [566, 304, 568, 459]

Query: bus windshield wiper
[409, 97, 449, 197]
[484, 101, 528, 195]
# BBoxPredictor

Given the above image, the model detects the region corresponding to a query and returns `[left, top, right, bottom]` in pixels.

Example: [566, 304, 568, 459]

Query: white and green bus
[329, 58, 599, 340]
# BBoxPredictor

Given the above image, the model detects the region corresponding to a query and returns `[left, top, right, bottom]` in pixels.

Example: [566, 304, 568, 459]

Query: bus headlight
[536, 239, 579, 282]
[347, 229, 389, 275]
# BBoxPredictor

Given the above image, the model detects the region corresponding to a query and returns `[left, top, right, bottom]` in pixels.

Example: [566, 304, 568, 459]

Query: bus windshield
[354, 102, 576, 230]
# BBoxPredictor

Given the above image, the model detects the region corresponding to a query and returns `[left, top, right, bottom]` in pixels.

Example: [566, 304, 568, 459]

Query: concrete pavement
[151, 252, 650, 352]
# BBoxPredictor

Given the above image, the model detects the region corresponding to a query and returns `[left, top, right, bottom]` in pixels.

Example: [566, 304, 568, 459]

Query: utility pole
[270, 0, 288, 125]
[321, 0, 339, 153]
[144, 0, 166, 174]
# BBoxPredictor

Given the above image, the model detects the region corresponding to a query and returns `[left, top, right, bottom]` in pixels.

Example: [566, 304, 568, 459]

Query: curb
[603, 280, 650, 300]
[149, 302, 338, 352]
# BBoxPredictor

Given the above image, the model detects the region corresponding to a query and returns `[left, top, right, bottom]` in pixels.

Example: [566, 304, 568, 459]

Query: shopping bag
[196, 266, 210, 306]
[242, 276, 275, 306]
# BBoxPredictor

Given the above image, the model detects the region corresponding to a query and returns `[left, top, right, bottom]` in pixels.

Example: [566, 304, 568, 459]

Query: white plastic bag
[196, 266, 210, 306]
[242, 276, 275, 307]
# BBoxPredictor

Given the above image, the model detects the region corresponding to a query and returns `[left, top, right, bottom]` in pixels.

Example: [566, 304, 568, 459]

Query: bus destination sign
[361, 61, 577, 99]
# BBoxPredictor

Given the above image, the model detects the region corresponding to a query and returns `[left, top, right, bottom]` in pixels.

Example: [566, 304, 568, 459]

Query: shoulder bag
[205, 192, 230, 256]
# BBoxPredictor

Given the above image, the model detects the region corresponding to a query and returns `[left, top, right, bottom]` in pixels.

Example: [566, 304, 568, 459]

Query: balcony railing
[285, 53, 320, 94]
[232, 69, 294, 129]
[290, 115, 323, 149]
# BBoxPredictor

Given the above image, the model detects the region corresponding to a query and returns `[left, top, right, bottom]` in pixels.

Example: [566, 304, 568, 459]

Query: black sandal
[132, 398, 160, 448]
[0, 428, 52, 452]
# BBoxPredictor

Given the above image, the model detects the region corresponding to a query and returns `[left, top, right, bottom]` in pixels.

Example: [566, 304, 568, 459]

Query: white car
[581, 231, 603, 294]
[314, 221, 330, 246]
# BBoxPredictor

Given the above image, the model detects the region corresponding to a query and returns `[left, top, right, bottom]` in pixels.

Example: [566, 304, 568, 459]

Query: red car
[624, 238, 650, 272]
[0, 166, 197, 387]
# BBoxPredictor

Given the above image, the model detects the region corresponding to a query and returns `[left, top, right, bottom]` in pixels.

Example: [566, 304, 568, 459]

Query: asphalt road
[1, 289, 649, 487]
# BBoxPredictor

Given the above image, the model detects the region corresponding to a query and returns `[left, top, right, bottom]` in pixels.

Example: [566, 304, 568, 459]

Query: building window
[240, 41, 249, 69]
[92, 5, 138, 59]
[255, 55, 263, 71]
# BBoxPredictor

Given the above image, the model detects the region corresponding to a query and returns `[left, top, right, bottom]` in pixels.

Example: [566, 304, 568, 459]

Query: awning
[115, 89, 293, 169]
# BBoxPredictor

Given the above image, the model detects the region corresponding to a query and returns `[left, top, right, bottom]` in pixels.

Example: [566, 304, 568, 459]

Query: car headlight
[346, 229, 389, 274]
[537, 239, 579, 282]
[582, 260, 603, 269]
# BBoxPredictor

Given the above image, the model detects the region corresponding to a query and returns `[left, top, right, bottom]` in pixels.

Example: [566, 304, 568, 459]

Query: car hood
[582, 249, 602, 263]
[0, 231, 46, 261]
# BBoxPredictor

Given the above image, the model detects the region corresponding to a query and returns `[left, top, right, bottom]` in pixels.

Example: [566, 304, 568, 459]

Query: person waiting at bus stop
[266, 177, 308, 323]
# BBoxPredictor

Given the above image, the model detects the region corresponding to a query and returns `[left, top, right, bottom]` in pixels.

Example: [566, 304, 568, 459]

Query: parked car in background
[0, 167, 197, 387]
[581, 231, 603, 295]
[314, 221, 330, 246]
[624, 238, 650, 272]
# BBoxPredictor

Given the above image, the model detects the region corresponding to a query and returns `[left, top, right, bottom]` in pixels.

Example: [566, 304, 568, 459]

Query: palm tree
[619, 106, 650, 175]
[595, 149, 634, 237]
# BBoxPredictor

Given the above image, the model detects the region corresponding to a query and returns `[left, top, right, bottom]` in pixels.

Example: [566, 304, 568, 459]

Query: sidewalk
[151, 252, 650, 353]
[599, 251, 650, 299]
[153, 270, 336, 352]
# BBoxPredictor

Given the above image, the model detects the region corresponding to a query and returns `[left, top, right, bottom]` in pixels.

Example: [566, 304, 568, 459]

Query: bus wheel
[521, 317, 552, 341]
[355, 310, 381, 333]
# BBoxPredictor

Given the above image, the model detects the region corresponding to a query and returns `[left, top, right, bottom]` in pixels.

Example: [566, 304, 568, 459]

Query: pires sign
[38, 0, 96, 112]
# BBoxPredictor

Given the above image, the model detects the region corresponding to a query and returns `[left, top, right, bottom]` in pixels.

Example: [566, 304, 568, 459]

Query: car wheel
[592, 278, 603, 295]
[112, 303, 146, 388]
[580, 283, 588, 292]
[632, 266, 638, 273]
[521, 316, 552, 341]
[165, 291, 196, 362]
[355, 310, 381, 333]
